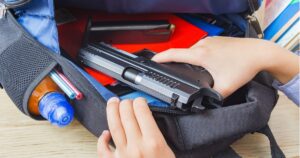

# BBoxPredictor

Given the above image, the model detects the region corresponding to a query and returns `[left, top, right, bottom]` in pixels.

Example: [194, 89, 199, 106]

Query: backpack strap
[257, 125, 286, 158]
[213, 125, 285, 158]
[213, 147, 241, 158]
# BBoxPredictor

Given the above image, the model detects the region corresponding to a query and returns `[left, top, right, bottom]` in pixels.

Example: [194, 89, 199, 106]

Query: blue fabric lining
[15, 0, 60, 53]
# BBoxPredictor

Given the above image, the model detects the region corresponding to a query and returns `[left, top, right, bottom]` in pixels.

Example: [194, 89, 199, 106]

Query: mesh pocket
[0, 35, 56, 113]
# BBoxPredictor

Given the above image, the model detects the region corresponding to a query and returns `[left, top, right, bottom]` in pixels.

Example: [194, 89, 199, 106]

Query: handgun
[78, 43, 223, 111]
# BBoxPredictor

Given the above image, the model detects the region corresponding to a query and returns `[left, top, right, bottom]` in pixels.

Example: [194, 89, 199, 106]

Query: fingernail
[102, 130, 109, 135]
[107, 97, 120, 104]
[136, 97, 147, 102]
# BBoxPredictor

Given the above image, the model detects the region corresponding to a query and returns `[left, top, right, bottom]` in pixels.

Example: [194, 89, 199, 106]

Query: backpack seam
[174, 117, 189, 156]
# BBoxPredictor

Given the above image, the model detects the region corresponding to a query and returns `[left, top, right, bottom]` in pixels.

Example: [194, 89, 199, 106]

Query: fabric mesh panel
[0, 35, 54, 113]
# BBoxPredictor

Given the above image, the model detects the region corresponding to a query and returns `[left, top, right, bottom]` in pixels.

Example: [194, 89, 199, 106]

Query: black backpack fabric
[0, 0, 285, 157]
[56, 0, 261, 14]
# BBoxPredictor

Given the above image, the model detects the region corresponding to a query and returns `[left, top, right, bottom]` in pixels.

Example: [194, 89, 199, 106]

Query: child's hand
[152, 37, 299, 98]
[97, 97, 175, 158]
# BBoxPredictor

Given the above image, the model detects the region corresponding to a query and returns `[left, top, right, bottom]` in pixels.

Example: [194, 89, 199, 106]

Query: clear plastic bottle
[28, 76, 74, 127]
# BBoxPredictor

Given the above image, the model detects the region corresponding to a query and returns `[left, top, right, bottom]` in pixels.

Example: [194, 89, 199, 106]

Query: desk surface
[0, 91, 299, 158]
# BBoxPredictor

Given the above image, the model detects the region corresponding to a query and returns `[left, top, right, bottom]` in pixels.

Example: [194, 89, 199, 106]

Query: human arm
[152, 37, 299, 100]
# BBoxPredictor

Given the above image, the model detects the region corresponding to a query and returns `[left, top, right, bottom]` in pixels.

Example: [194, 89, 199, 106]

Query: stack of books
[264, 0, 299, 52]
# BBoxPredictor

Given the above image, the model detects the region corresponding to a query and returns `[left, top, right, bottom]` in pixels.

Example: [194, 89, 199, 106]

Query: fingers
[133, 98, 164, 139]
[106, 97, 127, 148]
[152, 49, 196, 64]
[105, 97, 172, 157]
[119, 100, 142, 142]
[97, 130, 113, 158]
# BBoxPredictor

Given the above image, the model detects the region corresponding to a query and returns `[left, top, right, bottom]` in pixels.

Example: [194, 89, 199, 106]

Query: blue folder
[178, 14, 224, 36]
[121, 91, 169, 108]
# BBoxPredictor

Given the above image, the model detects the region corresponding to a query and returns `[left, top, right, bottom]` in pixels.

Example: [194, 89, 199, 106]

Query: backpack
[0, 0, 285, 157]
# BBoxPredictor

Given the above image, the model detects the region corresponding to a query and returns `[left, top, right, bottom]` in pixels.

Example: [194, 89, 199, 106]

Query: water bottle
[28, 76, 74, 127]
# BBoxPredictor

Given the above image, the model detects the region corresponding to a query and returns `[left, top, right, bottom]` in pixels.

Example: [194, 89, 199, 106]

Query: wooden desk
[0, 91, 299, 158]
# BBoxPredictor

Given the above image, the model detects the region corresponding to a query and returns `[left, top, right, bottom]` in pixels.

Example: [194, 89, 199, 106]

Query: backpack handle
[257, 125, 286, 158]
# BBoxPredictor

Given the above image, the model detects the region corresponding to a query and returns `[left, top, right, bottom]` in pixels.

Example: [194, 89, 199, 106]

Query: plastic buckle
[247, 15, 264, 39]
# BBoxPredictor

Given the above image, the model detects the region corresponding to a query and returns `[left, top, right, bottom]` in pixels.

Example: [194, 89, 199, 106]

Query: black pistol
[78, 43, 223, 111]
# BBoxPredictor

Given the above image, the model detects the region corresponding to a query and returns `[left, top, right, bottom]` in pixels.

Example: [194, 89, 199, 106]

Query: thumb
[152, 49, 197, 64]
[97, 130, 113, 158]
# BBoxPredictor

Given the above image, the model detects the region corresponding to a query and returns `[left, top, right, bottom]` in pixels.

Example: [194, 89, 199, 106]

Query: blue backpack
[0, 0, 285, 157]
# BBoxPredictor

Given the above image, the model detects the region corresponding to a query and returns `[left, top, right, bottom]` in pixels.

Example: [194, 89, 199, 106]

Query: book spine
[264, 2, 300, 41]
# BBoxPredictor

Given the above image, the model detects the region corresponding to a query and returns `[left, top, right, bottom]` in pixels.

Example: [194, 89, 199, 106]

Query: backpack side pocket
[0, 11, 57, 115]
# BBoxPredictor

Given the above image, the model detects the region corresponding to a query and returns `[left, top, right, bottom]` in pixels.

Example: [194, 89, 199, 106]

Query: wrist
[250, 40, 277, 73]
[262, 43, 299, 84]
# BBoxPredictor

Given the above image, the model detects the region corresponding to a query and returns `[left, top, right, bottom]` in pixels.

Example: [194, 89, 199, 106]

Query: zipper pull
[0, 2, 7, 19]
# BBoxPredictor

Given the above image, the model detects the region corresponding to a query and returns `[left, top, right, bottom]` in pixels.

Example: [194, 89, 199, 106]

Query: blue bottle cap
[39, 92, 74, 127]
